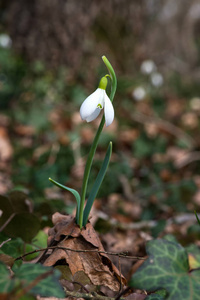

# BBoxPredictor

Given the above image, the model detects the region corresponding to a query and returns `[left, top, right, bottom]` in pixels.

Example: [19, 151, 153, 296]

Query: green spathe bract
[98, 76, 108, 90]
[49, 56, 117, 228]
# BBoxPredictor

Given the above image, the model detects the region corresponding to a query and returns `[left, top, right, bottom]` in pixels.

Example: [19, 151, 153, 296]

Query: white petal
[86, 108, 101, 122]
[104, 93, 114, 126]
[80, 88, 104, 120]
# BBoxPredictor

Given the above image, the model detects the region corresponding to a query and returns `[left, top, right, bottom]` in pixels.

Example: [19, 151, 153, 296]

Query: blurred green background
[1, 0, 200, 232]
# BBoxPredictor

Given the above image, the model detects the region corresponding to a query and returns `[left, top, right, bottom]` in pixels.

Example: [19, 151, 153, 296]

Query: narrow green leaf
[83, 142, 112, 226]
[49, 177, 80, 222]
[194, 211, 200, 226]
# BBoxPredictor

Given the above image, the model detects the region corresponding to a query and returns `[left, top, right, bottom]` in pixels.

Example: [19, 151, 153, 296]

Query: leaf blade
[15, 263, 65, 298]
[194, 211, 200, 226]
[0, 261, 14, 293]
[49, 177, 80, 222]
[83, 142, 112, 226]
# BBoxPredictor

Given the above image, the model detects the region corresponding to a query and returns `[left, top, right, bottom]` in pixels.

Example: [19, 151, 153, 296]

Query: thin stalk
[78, 56, 117, 228]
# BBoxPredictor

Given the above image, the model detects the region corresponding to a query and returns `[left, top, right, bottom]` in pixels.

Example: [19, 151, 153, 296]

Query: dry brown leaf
[0, 172, 12, 194]
[42, 213, 126, 291]
[14, 124, 35, 136]
[80, 127, 94, 144]
[0, 253, 15, 267]
[0, 127, 13, 161]
[119, 129, 138, 144]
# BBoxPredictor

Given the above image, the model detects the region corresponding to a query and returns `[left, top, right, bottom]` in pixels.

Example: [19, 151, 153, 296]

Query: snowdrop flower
[80, 76, 114, 127]
[140, 60, 156, 75]
[132, 86, 146, 101]
[0, 34, 12, 48]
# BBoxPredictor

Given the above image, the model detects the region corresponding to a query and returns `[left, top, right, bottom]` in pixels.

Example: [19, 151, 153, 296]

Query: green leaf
[49, 177, 80, 221]
[0, 234, 23, 258]
[32, 230, 48, 249]
[146, 294, 165, 300]
[18, 296, 36, 300]
[23, 230, 48, 261]
[0, 261, 14, 293]
[0, 195, 14, 226]
[83, 142, 112, 226]
[8, 190, 30, 213]
[129, 239, 200, 300]
[146, 289, 167, 300]
[3, 213, 40, 243]
[15, 263, 65, 298]
[194, 211, 200, 226]
[186, 244, 200, 270]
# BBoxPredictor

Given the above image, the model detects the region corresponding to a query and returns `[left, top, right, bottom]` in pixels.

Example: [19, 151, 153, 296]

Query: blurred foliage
[1, 19, 200, 297]
[0, 44, 200, 223]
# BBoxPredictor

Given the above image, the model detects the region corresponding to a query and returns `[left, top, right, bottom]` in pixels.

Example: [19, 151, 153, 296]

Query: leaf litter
[40, 213, 126, 292]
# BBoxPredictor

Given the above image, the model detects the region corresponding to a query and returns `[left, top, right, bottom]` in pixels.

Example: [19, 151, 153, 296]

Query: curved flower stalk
[80, 76, 114, 127]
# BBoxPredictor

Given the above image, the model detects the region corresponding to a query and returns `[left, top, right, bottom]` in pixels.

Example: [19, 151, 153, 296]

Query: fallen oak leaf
[41, 213, 126, 291]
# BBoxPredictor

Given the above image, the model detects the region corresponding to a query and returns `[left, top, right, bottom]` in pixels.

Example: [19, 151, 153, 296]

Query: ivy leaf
[15, 263, 65, 298]
[129, 239, 200, 300]
[0, 192, 40, 243]
[0, 234, 24, 258]
[145, 295, 164, 300]
[3, 213, 40, 243]
[145, 289, 167, 300]
[186, 244, 200, 270]
[0, 261, 14, 293]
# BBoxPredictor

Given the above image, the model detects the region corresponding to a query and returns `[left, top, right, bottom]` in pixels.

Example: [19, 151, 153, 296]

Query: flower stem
[78, 56, 117, 229]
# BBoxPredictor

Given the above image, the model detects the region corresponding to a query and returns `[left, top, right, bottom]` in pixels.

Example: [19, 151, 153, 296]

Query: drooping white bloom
[80, 77, 114, 127]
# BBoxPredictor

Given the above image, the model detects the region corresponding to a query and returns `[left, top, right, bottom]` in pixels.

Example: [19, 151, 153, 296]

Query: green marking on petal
[97, 103, 103, 109]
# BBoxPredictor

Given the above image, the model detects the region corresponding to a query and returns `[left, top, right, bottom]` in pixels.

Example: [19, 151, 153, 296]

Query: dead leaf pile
[40, 213, 126, 292]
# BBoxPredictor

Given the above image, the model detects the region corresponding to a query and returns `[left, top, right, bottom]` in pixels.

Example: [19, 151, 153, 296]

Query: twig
[15, 246, 145, 262]
[0, 238, 11, 248]
[0, 213, 16, 233]
[118, 255, 122, 292]
[174, 151, 200, 168]
[115, 287, 132, 300]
